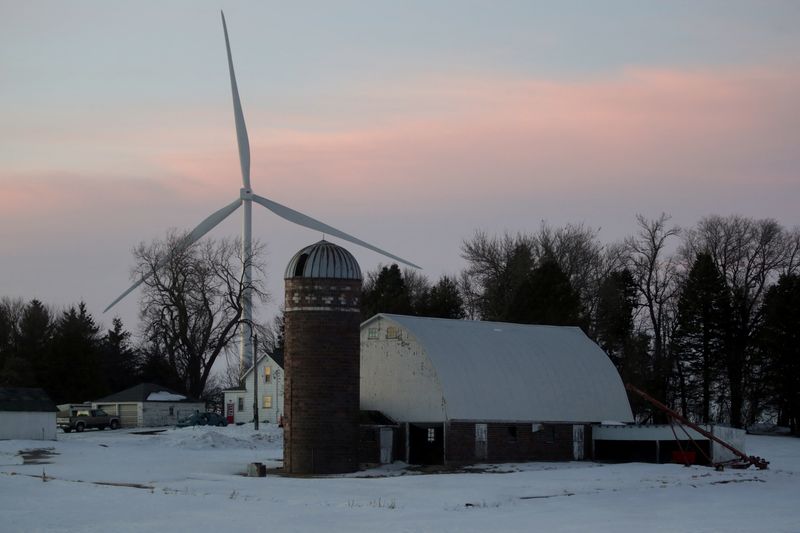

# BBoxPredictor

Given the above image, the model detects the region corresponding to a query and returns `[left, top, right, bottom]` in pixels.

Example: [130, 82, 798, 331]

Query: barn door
[379, 428, 394, 464]
[475, 423, 488, 461]
[573, 425, 585, 460]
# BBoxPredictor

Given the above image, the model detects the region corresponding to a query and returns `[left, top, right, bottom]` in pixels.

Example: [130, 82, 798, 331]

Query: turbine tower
[105, 12, 418, 373]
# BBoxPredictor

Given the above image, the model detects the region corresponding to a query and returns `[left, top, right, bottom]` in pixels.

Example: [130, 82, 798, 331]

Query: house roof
[363, 314, 634, 423]
[0, 387, 58, 412]
[94, 383, 201, 404]
[240, 352, 284, 382]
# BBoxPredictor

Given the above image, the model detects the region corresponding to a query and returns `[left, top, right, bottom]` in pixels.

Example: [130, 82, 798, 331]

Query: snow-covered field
[1, 425, 798, 532]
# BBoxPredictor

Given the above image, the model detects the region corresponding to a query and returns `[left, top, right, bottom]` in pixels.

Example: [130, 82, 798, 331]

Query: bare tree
[135, 232, 268, 399]
[624, 214, 681, 414]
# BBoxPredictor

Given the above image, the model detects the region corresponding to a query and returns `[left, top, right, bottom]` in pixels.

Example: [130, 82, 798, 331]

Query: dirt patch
[18, 448, 59, 465]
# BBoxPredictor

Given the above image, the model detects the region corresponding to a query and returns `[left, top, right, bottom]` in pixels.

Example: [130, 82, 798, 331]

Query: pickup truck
[57, 409, 121, 432]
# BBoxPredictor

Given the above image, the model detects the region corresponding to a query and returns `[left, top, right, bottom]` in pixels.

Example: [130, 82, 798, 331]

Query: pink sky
[2, 3, 799, 335]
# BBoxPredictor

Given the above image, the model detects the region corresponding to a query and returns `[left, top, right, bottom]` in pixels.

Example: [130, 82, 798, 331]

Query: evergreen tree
[47, 302, 105, 403]
[361, 264, 413, 319]
[671, 253, 730, 423]
[509, 258, 583, 326]
[425, 276, 466, 319]
[7, 299, 53, 387]
[760, 274, 800, 434]
[594, 269, 637, 365]
[100, 317, 140, 394]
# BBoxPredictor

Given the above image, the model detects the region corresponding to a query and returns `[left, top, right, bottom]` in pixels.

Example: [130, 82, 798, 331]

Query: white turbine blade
[252, 193, 421, 269]
[104, 198, 243, 313]
[221, 11, 251, 190]
[180, 197, 243, 250]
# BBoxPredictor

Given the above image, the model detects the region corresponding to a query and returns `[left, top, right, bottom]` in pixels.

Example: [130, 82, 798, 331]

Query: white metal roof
[365, 314, 633, 423]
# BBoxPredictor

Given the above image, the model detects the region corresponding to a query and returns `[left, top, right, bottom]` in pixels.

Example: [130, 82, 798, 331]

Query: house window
[237, 397, 244, 412]
[169, 407, 174, 416]
[427, 428, 435, 442]
[386, 327, 400, 339]
[264, 366, 272, 384]
[263, 395, 272, 409]
[367, 328, 379, 340]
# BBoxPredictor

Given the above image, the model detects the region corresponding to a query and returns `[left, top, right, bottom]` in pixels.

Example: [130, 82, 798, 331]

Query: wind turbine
[105, 12, 419, 372]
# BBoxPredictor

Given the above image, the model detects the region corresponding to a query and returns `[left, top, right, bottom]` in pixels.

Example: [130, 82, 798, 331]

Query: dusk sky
[2, 1, 799, 333]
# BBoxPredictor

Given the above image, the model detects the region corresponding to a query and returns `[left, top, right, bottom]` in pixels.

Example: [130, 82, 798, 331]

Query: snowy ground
[1, 425, 798, 532]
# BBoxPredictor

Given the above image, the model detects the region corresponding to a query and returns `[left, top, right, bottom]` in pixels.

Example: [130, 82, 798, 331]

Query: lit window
[263, 395, 272, 409]
[237, 397, 244, 412]
[368, 328, 379, 340]
[386, 327, 400, 339]
[264, 366, 272, 384]
[427, 428, 435, 442]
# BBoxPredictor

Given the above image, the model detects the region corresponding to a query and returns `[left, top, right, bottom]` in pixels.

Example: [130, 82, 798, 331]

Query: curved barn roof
[366, 314, 633, 423]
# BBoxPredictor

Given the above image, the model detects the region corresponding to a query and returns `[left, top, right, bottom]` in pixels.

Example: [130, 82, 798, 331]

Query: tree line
[1, 214, 798, 433]
[362, 214, 800, 433]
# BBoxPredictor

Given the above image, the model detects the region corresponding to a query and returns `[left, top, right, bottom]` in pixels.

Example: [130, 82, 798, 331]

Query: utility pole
[253, 334, 259, 430]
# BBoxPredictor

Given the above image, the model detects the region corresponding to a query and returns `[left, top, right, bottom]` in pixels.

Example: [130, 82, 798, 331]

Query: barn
[93, 383, 205, 428]
[0, 387, 58, 440]
[360, 314, 633, 465]
[223, 352, 284, 425]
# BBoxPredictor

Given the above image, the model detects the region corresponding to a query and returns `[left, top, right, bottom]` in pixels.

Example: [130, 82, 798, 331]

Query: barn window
[237, 397, 244, 411]
[427, 428, 435, 442]
[367, 328, 379, 339]
[169, 407, 174, 416]
[263, 395, 272, 409]
[264, 366, 272, 383]
[507, 426, 518, 442]
[386, 327, 401, 339]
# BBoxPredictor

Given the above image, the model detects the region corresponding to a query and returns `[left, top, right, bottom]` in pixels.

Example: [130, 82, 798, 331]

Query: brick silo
[283, 240, 362, 474]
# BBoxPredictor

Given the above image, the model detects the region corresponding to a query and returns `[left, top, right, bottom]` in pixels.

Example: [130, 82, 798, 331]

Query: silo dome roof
[285, 240, 362, 280]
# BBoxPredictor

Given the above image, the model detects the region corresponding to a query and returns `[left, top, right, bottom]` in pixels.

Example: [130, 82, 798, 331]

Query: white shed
[223, 352, 284, 425]
[93, 383, 205, 428]
[0, 387, 58, 441]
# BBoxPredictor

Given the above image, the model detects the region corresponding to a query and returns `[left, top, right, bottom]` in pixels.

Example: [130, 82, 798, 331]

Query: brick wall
[446, 421, 582, 463]
[284, 278, 361, 475]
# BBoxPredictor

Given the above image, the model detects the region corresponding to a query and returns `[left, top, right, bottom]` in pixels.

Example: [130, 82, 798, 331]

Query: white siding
[0, 412, 56, 440]
[224, 355, 284, 424]
[361, 314, 633, 424]
[361, 316, 447, 422]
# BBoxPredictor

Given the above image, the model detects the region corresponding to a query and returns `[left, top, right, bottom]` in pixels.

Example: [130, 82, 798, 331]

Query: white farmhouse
[223, 353, 284, 425]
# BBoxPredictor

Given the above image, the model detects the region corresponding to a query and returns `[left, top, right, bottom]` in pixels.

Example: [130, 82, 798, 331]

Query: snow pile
[160, 423, 282, 450]
[146, 391, 187, 401]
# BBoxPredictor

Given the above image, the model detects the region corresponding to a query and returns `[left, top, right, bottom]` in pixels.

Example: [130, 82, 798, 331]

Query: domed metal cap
[285, 240, 362, 280]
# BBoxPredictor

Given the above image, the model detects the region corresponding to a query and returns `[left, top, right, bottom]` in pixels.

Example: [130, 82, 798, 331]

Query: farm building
[93, 383, 205, 428]
[360, 314, 634, 465]
[222, 352, 284, 425]
[0, 387, 58, 440]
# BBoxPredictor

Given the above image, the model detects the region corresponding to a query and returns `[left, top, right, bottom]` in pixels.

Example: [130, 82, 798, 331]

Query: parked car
[57, 409, 121, 432]
[176, 412, 228, 428]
